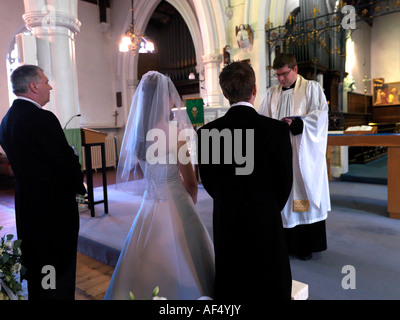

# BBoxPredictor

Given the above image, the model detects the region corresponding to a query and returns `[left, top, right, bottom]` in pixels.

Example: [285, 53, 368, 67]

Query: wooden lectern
[81, 128, 109, 217]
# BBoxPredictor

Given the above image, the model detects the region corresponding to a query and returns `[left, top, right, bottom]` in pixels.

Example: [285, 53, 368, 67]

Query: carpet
[77, 180, 400, 300]
[340, 155, 387, 185]
[77, 181, 214, 267]
[291, 181, 400, 300]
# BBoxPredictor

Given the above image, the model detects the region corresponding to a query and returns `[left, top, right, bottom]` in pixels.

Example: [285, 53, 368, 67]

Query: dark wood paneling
[343, 113, 371, 129]
[324, 70, 344, 112]
[145, 1, 199, 97]
[372, 105, 400, 124]
[329, 111, 371, 130]
[138, 53, 160, 80]
[80, 0, 110, 6]
[348, 92, 372, 114]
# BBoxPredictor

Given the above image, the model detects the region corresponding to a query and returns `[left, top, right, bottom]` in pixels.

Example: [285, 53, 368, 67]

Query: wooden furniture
[81, 128, 109, 217]
[81, 128, 107, 144]
[370, 98, 400, 134]
[329, 93, 373, 131]
[328, 133, 400, 219]
[372, 105, 400, 124]
[348, 92, 372, 115]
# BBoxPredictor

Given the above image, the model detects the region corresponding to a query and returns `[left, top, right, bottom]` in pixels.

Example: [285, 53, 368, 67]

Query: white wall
[75, 1, 117, 128]
[371, 12, 400, 83]
[0, 1, 118, 129]
[0, 0, 26, 121]
[224, 0, 270, 108]
[346, 20, 372, 95]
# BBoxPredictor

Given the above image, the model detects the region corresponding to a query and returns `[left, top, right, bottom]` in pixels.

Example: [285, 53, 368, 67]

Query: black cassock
[0, 99, 86, 300]
[198, 105, 293, 300]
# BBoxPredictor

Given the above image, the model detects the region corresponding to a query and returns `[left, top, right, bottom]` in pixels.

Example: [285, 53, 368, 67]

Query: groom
[197, 61, 293, 300]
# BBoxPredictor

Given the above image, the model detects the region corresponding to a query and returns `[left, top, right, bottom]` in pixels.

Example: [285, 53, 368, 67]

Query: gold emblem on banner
[191, 107, 198, 120]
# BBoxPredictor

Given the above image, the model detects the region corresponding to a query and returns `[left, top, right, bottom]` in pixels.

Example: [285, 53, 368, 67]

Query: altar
[203, 106, 229, 124]
[328, 133, 400, 219]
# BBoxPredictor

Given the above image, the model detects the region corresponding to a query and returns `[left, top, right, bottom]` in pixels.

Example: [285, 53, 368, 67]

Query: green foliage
[129, 286, 166, 300]
[0, 226, 25, 300]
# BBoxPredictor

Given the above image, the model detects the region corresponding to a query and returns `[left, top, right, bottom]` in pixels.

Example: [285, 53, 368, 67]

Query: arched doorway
[117, 0, 211, 125]
[138, 1, 199, 98]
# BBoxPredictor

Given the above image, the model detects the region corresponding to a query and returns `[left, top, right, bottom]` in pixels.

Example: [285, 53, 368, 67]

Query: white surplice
[259, 75, 331, 228]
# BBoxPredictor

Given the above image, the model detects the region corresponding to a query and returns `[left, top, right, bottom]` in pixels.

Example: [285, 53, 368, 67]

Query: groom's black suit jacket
[198, 105, 293, 300]
[0, 99, 86, 299]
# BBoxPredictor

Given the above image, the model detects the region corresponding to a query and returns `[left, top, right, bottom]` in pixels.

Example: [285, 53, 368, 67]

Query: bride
[104, 71, 215, 300]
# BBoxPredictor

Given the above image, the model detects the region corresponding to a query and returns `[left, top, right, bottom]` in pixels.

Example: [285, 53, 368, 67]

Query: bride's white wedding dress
[104, 157, 215, 300]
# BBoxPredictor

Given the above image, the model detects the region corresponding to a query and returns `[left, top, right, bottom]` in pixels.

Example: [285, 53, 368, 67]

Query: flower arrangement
[129, 286, 166, 300]
[0, 226, 25, 300]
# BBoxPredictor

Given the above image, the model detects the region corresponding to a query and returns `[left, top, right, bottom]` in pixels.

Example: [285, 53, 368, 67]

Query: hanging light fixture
[119, 0, 143, 54]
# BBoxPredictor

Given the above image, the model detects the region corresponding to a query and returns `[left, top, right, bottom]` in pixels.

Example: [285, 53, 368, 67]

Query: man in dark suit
[0, 65, 86, 300]
[197, 61, 293, 300]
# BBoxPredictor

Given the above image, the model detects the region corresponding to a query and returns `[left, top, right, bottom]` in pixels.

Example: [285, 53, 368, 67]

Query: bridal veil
[116, 71, 196, 194]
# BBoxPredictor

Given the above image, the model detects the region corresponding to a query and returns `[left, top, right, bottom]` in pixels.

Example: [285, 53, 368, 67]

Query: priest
[259, 53, 331, 260]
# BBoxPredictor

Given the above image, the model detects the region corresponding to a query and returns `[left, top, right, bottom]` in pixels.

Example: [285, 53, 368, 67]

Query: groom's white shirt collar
[231, 101, 254, 109]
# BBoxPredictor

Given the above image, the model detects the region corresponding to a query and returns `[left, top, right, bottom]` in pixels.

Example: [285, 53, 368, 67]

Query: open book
[344, 125, 377, 134]
[345, 125, 373, 131]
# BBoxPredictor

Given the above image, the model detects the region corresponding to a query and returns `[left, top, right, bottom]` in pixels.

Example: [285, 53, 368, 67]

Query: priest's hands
[282, 117, 293, 126]
[282, 117, 304, 136]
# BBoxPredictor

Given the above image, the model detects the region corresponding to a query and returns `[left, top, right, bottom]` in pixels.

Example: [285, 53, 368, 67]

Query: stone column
[201, 53, 223, 107]
[23, 0, 81, 129]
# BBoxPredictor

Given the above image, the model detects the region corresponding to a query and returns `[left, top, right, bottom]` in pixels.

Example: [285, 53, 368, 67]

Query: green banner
[185, 98, 204, 127]
[64, 128, 82, 165]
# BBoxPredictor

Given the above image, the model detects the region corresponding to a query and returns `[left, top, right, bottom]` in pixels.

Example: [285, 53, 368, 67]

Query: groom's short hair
[219, 61, 255, 105]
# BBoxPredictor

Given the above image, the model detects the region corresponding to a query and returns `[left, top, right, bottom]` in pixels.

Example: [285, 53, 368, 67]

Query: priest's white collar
[16, 96, 42, 109]
[231, 101, 254, 109]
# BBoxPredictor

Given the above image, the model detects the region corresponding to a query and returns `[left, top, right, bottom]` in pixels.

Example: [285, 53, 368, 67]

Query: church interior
[1, 0, 400, 301]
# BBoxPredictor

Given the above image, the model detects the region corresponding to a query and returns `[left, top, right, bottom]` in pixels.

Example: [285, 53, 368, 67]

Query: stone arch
[117, 0, 207, 123]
